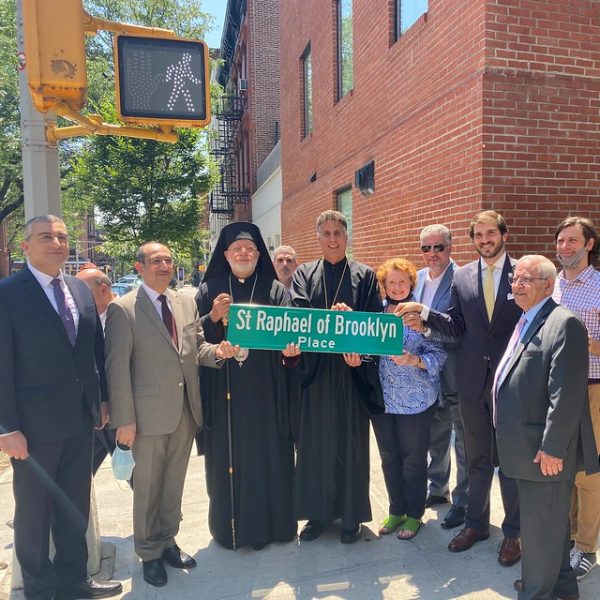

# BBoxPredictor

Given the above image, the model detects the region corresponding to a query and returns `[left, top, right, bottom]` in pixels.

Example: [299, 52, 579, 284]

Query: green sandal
[397, 517, 422, 540]
[378, 514, 407, 535]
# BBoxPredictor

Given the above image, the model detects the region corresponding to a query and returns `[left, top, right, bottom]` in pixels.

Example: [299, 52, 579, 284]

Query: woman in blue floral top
[372, 258, 447, 539]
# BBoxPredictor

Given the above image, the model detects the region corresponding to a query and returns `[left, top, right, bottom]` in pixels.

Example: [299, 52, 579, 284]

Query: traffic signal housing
[114, 34, 211, 128]
[22, 0, 87, 112]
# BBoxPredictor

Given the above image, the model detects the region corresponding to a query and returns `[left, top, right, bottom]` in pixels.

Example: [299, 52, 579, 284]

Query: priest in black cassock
[196, 222, 299, 550]
[290, 210, 384, 544]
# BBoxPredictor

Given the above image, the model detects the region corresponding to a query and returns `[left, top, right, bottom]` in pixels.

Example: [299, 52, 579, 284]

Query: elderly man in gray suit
[105, 242, 235, 588]
[494, 255, 598, 600]
[413, 225, 469, 530]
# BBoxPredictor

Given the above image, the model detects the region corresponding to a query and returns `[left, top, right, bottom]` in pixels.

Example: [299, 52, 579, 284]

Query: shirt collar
[428, 260, 453, 282]
[523, 296, 552, 323]
[557, 264, 596, 284]
[479, 252, 506, 271]
[141, 282, 165, 303]
[27, 262, 64, 288]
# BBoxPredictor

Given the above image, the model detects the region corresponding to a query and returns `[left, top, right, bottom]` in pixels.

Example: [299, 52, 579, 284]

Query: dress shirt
[27, 263, 79, 331]
[421, 263, 451, 307]
[141, 282, 175, 318]
[552, 265, 600, 379]
[479, 252, 506, 300]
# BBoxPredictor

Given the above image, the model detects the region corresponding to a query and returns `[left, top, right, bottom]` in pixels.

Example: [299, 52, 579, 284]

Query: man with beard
[273, 245, 298, 289]
[398, 210, 522, 566]
[290, 210, 384, 544]
[553, 216, 600, 581]
[196, 222, 299, 551]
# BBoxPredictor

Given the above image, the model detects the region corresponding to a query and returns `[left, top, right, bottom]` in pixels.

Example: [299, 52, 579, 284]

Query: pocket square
[507, 293, 514, 300]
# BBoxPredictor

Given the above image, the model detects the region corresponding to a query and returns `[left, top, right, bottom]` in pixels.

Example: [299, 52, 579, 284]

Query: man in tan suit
[105, 242, 235, 588]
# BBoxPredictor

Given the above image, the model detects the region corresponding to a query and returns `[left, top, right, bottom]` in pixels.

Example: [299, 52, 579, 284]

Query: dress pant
[371, 403, 437, 520]
[131, 399, 196, 561]
[427, 390, 469, 507]
[569, 383, 600, 553]
[92, 426, 116, 476]
[460, 369, 519, 537]
[517, 477, 578, 600]
[12, 429, 93, 600]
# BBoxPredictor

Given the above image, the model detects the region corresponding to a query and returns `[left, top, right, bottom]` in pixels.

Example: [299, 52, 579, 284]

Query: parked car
[111, 283, 133, 297]
[116, 274, 142, 287]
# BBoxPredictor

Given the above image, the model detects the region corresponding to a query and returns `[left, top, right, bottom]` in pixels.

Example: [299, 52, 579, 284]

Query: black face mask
[385, 295, 401, 306]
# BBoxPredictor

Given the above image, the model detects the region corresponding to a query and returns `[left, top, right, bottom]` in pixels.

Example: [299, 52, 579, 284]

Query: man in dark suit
[495, 255, 598, 600]
[0, 216, 121, 600]
[413, 224, 469, 530]
[398, 210, 521, 566]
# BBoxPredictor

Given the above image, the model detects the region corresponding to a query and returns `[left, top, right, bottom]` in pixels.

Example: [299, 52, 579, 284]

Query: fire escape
[209, 94, 249, 222]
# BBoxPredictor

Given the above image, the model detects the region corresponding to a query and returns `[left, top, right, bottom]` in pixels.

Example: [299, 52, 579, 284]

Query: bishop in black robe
[196, 222, 296, 550]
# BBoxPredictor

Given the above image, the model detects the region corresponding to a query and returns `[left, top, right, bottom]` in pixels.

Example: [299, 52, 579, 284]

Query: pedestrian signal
[114, 34, 211, 128]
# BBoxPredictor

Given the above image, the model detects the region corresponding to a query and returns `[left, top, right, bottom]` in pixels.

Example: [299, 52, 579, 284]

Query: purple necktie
[493, 315, 527, 423]
[158, 294, 178, 347]
[51, 278, 77, 346]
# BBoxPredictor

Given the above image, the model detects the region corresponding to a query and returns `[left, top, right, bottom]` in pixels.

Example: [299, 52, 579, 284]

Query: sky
[203, 0, 227, 50]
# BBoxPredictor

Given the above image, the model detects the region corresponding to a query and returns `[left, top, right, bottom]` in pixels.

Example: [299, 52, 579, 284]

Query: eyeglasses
[149, 257, 174, 267]
[36, 233, 69, 244]
[230, 246, 258, 255]
[507, 273, 548, 287]
[420, 244, 446, 253]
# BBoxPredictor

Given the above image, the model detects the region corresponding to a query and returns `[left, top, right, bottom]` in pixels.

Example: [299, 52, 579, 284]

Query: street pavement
[1, 432, 599, 600]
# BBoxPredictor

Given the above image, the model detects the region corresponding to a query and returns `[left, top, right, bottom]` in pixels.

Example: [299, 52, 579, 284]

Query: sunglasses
[420, 244, 446, 253]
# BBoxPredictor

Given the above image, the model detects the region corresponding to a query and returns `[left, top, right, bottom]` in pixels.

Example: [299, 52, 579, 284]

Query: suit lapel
[65, 277, 86, 348]
[502, 299, 557, 386]
[21, 268, 72, 346]
[414, 271, 426, 303]
[490, 255, 514, 325]
[473, 262, 489, 325]
[136, 286, 178, 351]
[168, 289, 184, 354]
[431, 262, 455, 310]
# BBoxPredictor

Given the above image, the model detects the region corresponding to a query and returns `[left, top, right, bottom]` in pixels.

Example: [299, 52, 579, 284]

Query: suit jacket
[426, 254, 522, 400]
[495, 299, 598, 481]
[414, 261, 459, 394]
[0, 267, 105, 443]
[105, 286, 218, 436]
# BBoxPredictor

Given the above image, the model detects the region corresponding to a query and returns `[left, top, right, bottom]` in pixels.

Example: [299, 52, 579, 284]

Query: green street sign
[227, 304, 403, 355]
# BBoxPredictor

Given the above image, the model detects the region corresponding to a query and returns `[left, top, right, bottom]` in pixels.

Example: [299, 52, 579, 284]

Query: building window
[336, 187, 353, 258]
[301, 44, 313, 137]
[395, 0, 428, 40]
[336, 0, 353, 100]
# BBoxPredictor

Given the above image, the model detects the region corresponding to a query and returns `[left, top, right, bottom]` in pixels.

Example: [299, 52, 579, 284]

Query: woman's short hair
[376, 258, 417, 291]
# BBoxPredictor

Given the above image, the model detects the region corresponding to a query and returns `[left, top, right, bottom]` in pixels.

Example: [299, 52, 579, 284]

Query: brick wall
[279, 0, 600, 269]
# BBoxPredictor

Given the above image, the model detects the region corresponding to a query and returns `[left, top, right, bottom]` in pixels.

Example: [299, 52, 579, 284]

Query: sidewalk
[1, 434, 599, 600]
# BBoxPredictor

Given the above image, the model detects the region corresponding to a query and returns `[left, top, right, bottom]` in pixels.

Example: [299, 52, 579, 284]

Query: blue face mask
[112, 446, 135, 481]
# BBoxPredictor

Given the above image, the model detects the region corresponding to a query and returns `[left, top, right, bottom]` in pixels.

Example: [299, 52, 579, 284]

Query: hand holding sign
[210, 293, 232, 323]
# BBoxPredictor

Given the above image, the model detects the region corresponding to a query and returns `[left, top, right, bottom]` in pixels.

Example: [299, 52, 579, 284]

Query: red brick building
[279, 0, 600, 267]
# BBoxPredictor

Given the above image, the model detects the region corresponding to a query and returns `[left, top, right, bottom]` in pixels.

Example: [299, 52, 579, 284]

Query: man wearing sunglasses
[413, 225, 469, 531]
[397, 210, 522, 567]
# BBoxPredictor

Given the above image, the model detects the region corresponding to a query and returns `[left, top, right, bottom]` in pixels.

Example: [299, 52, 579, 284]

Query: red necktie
[158, 294, 178, 347]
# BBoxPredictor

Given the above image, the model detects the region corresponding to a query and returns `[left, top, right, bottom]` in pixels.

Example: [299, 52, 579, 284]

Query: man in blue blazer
[495, 255, 598, 600]
[398, 210, 522, 566]
[0, 216, 121, 600]
[414, 225, 468, 530]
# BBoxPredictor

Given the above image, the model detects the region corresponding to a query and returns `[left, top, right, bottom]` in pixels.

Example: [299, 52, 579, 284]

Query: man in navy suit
[0, 216, 121, 600]
[398, 210, 522, 566]
[413, 225, 469, 530]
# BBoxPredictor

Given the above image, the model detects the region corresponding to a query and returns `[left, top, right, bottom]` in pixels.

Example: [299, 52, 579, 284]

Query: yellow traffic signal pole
[16, 0, 62, 220]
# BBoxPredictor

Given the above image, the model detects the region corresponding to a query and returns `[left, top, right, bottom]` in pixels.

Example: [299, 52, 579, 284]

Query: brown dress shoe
[498, 536, 521, 566]
[513, 579, 579, 600]
[448, 527, 489, 552]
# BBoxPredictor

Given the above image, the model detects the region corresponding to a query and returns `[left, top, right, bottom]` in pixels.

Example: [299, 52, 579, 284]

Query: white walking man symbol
[165, 53, 201, 112]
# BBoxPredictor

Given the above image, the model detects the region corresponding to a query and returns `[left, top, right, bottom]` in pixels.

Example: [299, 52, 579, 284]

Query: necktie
[483, 264, 495, 321]
[492, 315, 527, 423]
[158, 294, 178, 347]
[51, 278, 77, 346]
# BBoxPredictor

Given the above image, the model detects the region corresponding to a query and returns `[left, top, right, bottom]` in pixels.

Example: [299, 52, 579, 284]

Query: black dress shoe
[425, 494, 450, 508]
[54, 576, 122, 599]
[299, 520, 325, 542]
[340, 524, 362, 544]
[441, 505, 466, 529]
[143, 559, 168, 587]
[162, 544, 197, 569]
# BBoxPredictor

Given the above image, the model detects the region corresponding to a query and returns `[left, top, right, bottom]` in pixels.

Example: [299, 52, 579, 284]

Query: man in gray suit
[494, 255, 598, 600]
[105, 242, 235, 588]
[414, 225, 469, 529]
